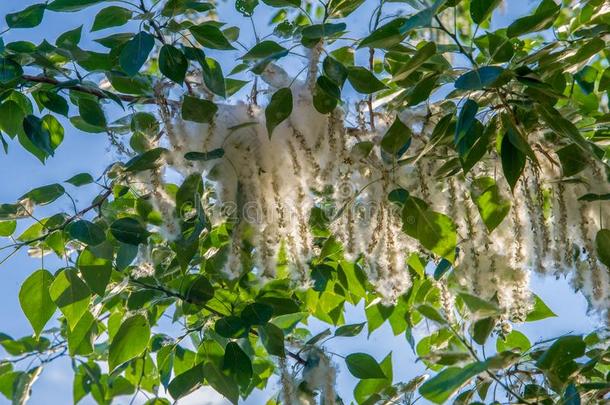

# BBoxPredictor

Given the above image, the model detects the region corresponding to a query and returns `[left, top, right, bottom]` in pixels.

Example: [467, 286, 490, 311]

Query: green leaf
[265, 87, 292, 137]
[536, 104, 595, 161]
[359, 18, 407, 49]
[536, 335, 585, 370]
[162, 0, 214, 16]
[402, 197, 457, 262]
[323, 56, 347, 86]
[301, 23, 346, 40]
[19, 270, 56, 338]
[6, 4, 46, 29]
[0, 101, 25, 137]
[241, 303, 273, 326]
[78, 99, 106, 128]
[470, 177, 511, 232]
[470, 0, 502, 24]
[0, 58, 23, 84]
[381, 117, 412, 158]
[56, 25, 82, 48]
[556, 144, 588, 177]
[184, 148, 225, 161]
[595, 229, 610, 267]
[110, 217, 149, 245]
[472, 317, 495, 345]
[261, 0, 300, 7]
[124, 147, 167, 172]
[47, 0, 105, 12]
[119, 32, 155, 76]
[458, 293, 501, 318]
[242, 41, 287, 60]
[65, 173, 94, 186]
[500, 131, 526, 191]
[49, 268, 91, 330]
[235, 0, 259, 16]
[168, 363, 204, 400]
[20, 184, 64, 206]
[335, 322, 365, 337]
[525, 294, 556, 322]
[68, 220, 105, 246]
[419, 362, 488, 404]
[109, 314, 151, 371]
[563, 384, 581, 405]
[190, 24, 235, 50]
[496, 330, 531, 352]
[259, 323, 284, 356]
[328, 0, 365, 18]
[417, 304, 447, 324]
[391, 42, 436, 82]
[347, 67, 387, 94]
[77, 247, 112, 296]
[23, 115, 54, 158]
[222, 342, 252, 388]
[185, 275, 214, 305]
[91, 6, 132, 32]
[203, 362, 239, 404]
[0, 221, 16, 237]
[36, 91, 69, 116]
[455, 66, 506, 90]
[215, 316, 247, 339]
[159, 45, 188, 84]
[345, 353, 386, 379]
[67, 311, 95, 356]
[399, 0, 446, 34]
[200, 57, 226, 98]
[182, 96, 218, 123]
[506, 0, 560, 38]
[313, 76, 340, 114]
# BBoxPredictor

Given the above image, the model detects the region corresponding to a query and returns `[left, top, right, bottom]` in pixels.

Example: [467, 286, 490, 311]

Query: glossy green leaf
[381, 117, 412, 158]
[470, 177, 511, 232]
[6, 4, 46, 29]
[258, 323, 284, 356]
[108, 314, 150, 371]
[49, 268, 91, 329]
[19, 270, 56, 338]
[68, 220, 105, 246]
[119, 32, 155, 76]
[470, 0, 502, 24]
[159, 45, 188, 84]
[419, 362, 488, 404]
[345, 353, 386, 379]
[182, 96, 218, 123]
[77, 248, 112, 296]
[525, 294, 556, 322]
[190, 24, 235, 50]
[47, 0, 105, 12]
[110, 217, 149, 245]
[347, 67, 387, 94]
[506, 0, 560, 38]
[595, 229, 610, 267]
[265, 87, 292, 137]
[91, 6, 132, 32]
[455, 66, 506, 90]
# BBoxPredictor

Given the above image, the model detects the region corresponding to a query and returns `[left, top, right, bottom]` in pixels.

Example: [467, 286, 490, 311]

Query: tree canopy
[0, 0, 609, 404]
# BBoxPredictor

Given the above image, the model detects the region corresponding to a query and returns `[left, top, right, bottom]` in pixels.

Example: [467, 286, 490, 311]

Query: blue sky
[0, 0, 602, 404]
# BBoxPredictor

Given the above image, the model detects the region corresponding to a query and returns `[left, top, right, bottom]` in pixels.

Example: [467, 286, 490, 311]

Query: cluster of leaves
[0, 0, 609, 404]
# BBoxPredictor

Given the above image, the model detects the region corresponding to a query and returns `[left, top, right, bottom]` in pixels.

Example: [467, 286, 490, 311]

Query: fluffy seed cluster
[143, 60, 609, 322]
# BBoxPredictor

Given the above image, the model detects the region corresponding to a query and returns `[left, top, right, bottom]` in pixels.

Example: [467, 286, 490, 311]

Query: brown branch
[21, 74, 156, 104]
[13, 187, 113, 247]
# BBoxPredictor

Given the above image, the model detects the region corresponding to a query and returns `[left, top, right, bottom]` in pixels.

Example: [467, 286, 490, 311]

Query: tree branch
[21, 75, 156, 104]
